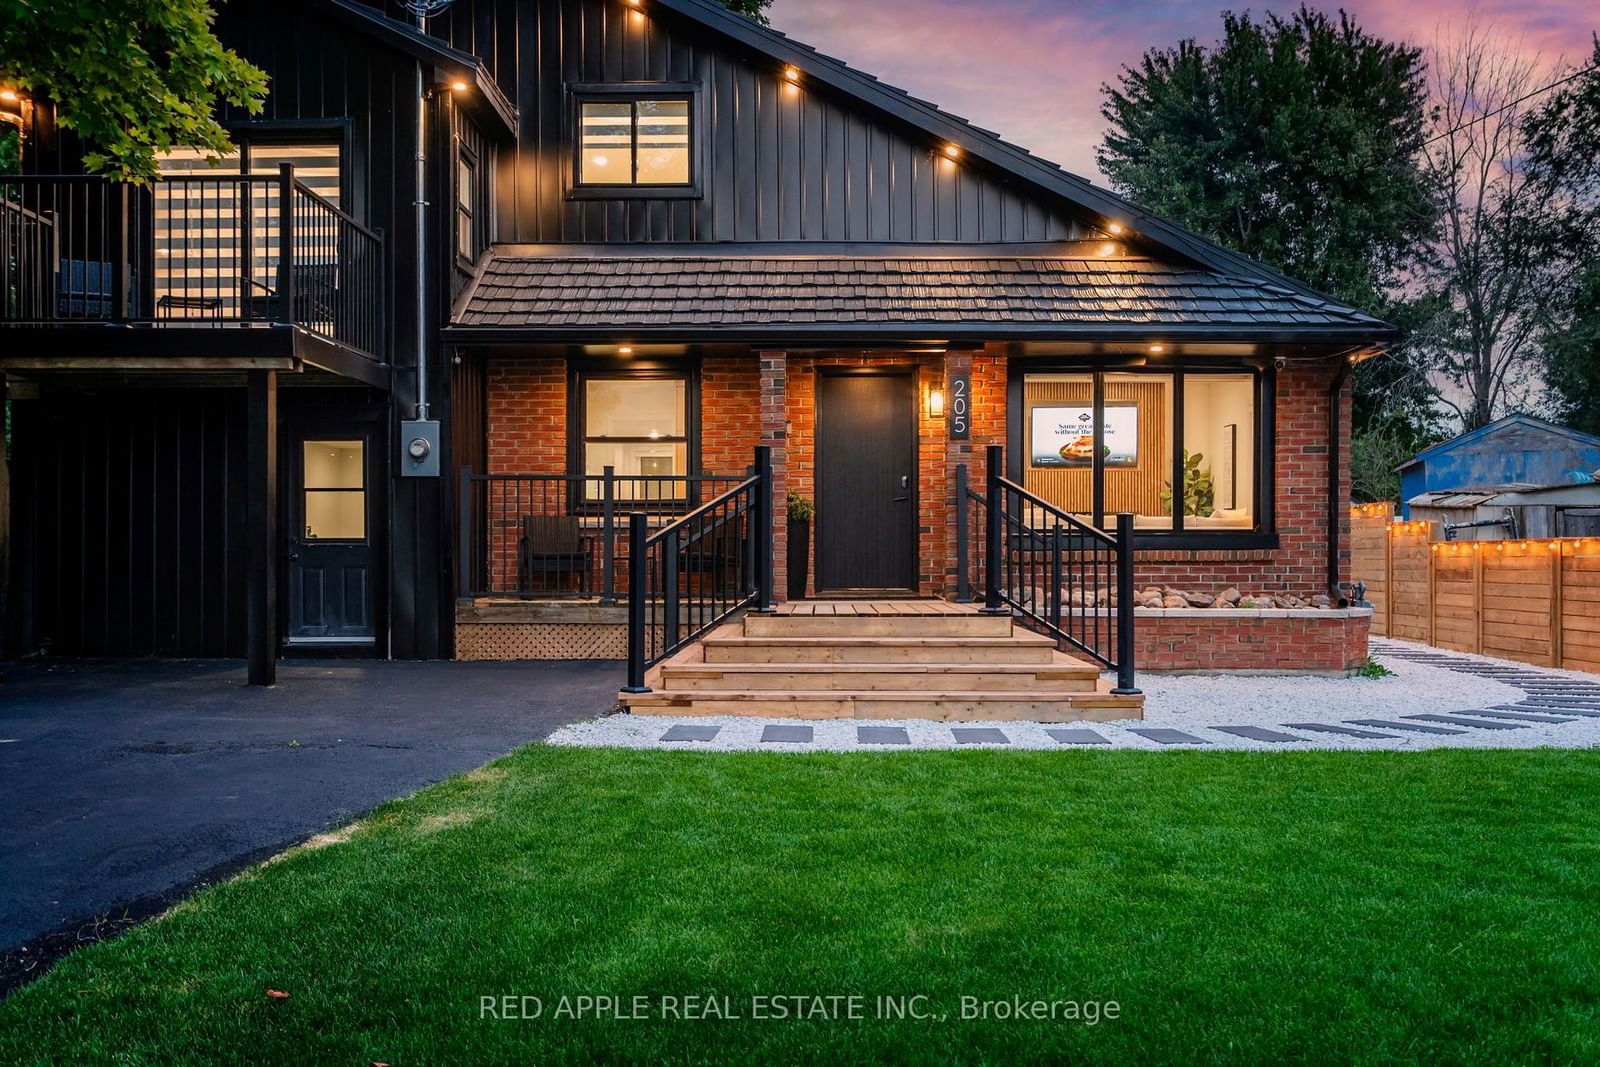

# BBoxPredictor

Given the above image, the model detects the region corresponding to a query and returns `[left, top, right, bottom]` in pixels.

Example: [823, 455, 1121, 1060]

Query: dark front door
[285, 420, 379, 647]
[815, 370, 918, 592]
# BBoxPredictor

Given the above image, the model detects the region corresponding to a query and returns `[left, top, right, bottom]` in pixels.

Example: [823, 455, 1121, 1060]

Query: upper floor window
[456, 152, 477, 262]
[571, 85, 700, 197]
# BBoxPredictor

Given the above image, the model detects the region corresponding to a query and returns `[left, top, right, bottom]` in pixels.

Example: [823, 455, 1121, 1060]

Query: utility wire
[1418, 60, 1600, 150]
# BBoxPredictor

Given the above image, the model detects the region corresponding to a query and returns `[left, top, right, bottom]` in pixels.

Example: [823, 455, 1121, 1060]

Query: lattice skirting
[455, 622, 628, 660]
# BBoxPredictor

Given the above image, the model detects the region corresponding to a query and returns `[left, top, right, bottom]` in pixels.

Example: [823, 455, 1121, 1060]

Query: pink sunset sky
[766, 0, 1600, 182]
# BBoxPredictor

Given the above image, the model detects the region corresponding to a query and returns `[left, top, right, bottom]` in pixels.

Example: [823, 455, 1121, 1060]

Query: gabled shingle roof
[449, 249, 1391, 340]
[644, 0, 1387, 324]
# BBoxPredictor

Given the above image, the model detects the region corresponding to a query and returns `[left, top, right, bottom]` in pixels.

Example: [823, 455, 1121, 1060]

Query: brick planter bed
[1131, 607, 1373, 675]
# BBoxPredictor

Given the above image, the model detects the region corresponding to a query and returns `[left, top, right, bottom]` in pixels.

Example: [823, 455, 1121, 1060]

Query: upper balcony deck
[0, 166, 388, 386]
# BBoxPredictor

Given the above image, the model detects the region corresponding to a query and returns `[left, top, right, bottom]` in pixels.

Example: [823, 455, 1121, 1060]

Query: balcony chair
[518, 515, 594, 596]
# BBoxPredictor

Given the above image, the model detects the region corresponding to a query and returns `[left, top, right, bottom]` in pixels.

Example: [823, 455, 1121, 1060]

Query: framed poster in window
[1029, 401, 1139, 468]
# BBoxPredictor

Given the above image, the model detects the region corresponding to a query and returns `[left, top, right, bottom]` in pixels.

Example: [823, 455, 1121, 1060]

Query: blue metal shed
[1396, 415, 1600, 518]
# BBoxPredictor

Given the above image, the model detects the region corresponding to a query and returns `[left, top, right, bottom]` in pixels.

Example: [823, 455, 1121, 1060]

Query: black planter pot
[787, 518, 810, 600]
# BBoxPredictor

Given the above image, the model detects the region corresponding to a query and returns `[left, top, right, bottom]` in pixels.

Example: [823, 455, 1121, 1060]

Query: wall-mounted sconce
[0, 86, 28, 137]
[927, 387, 946, 418]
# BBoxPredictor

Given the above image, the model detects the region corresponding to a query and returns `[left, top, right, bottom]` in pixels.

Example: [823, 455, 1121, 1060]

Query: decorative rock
[1162, 593, 1188, 608]
[1311, 593, 1333, 608]
[1219, 586, 1242, 604]
[1211, 594, 1232, 608]
[1183, 591, 1213, 608]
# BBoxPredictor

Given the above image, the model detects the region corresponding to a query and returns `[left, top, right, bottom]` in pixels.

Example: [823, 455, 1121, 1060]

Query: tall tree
[719, 0, 774, 22]
[0, 0, 267, 181]
[1526, 38, 1600, 436]
[1097, 6, 1441, 441]
[1412, 22, 1588, 430]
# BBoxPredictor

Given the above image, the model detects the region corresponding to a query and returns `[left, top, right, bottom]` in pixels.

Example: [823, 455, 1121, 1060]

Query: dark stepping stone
[661, 724, 720, 742]
[951, 727, 1010, 745]
[1502, 704, 1600, 718]
[761, 725, 814, 744]
[1346, 719, 1466, 735]
[1515, 697, 1600, 707]
[1045, 728, 1111, 745]
[1211, 726, 1306, 742]
[1283, 722, 1399, 739]
[1404, 714, 1525, 730]
[1461, 709, 1575, 723]
[1130, 728, 1210, 745]
[857, 726, 909, 745]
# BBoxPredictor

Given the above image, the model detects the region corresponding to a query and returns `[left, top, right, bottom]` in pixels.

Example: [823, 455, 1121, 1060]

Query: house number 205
[949, 373, 970, 440]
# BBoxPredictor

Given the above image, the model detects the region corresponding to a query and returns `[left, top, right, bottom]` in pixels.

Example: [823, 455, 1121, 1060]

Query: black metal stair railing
[961, 444, 1140, 694]
[625, 446, 774, 692]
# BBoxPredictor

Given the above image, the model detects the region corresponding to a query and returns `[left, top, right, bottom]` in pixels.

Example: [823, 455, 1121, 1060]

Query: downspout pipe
[413, 21, 430, 420]
[1327, 359, 1351, 606]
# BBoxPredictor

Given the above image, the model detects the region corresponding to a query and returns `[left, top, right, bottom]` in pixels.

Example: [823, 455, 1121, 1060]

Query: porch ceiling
[447, 243, 1395, 345]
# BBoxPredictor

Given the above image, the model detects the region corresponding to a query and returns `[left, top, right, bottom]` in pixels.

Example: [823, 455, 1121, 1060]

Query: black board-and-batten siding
[419, 0, 1092, 245]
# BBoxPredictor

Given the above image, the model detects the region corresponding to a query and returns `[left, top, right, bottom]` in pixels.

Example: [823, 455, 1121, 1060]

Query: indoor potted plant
[786, 491, 813, 600]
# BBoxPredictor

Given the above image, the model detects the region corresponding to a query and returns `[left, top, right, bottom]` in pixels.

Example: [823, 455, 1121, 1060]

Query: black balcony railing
[457, 468, 751, 601]
[959, 444, 1139, 694]
[0, 165, 386, 362]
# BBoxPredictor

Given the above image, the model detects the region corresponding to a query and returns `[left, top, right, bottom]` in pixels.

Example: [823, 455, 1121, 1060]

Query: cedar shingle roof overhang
[446, 243, 1397, 346]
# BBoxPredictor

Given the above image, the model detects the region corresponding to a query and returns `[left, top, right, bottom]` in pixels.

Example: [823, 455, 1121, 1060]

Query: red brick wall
[479, 350, 1351, 604]
[486, 356, 566, 475]
[1135, 610, 1370, 672]
[701, 356, 761, 475]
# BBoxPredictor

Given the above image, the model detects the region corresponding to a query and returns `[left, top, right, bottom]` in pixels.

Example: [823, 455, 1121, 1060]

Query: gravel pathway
[546, 638, 1600, 752]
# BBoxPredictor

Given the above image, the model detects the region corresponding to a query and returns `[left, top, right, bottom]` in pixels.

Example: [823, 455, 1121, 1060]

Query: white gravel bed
[545, 640, 1600, 753]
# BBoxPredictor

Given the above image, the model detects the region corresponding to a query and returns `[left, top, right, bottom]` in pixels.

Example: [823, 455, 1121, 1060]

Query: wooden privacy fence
[1351, 503, 1600, 672]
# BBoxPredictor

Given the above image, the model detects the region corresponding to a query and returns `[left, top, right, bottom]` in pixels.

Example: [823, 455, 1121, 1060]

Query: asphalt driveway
[0, 657, 619, 980]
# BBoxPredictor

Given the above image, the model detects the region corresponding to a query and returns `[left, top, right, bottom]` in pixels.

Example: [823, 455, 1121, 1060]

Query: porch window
[581, 376, 690, 501]
[1020, 367, 1260, 534]
[571, 87, 699, 196]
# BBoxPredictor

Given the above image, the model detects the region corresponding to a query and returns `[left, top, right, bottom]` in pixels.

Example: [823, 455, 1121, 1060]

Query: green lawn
[4, 747, 1600, 1064]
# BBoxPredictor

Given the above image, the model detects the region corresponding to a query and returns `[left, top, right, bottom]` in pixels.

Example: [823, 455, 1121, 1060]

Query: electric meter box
[400, 419, 440, 477]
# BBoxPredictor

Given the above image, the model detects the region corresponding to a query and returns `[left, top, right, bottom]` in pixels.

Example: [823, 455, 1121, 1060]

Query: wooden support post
[1472, 541, 1484, 656]
[1551, 540, 1564, 668]
[1426, 537, 1437, 649]
[1384, 523, 1394, 637]
[246, 370, 279, 686]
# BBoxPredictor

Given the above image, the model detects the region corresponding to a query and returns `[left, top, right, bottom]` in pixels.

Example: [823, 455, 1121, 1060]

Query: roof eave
[442, 322, 1396, 346]
[318, 0, 517, 140]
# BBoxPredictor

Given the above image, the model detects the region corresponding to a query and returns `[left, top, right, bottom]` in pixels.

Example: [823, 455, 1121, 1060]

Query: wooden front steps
[619, 600, 1144, 721]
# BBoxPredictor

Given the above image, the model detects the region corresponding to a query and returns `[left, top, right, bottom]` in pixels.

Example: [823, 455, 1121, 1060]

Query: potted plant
[1158, 449, 1216, 518]
[786, 491, 813, 600]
